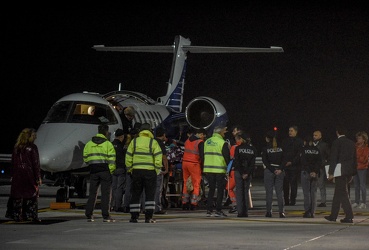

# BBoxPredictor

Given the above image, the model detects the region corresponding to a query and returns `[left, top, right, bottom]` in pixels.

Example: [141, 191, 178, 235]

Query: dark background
[3, 4, 369, 154]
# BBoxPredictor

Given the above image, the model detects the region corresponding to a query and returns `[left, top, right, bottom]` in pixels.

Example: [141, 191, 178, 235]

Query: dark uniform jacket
[112, 138, 126, 173]
[313, 139, 330, 169]
[299, 144, 321, 174]
[261, 142, 284, 173]
[233, 142, 257, 176]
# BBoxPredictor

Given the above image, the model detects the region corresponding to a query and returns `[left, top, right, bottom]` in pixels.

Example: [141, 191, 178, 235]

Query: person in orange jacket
[181, 128, 207, 210]
[226, 134, 242, 213]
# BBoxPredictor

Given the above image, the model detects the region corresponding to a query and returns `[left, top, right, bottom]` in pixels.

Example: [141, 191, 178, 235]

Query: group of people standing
[181, 124, 258, 218]
[263, 125, 368, 223]
[6, 115, 368, 224]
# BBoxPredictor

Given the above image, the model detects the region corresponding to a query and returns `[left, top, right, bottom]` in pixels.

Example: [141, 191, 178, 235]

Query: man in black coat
[281, 126, 303, 206]
[313, 130, 330, 207]
[324, 125, 357, 223]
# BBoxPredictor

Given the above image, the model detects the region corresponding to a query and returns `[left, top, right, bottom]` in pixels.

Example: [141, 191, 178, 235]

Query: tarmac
[0, 177, 368, 250]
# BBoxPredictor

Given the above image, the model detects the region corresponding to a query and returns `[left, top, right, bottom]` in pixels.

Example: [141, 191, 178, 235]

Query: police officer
[262, 131, 285, 218]
[125, 123, 163, 223]
[84, 124, 116, 222]
[300, 135, 321, 218]
[233, 133, 257, 218]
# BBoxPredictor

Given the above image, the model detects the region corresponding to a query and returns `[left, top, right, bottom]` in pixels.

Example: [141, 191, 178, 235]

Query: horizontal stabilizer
[93, 45, 284, 54]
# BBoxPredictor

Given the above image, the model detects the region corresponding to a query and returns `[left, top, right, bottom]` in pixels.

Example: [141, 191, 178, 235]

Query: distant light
[1, 170, 4, 174]
[274, 127, 278, 131]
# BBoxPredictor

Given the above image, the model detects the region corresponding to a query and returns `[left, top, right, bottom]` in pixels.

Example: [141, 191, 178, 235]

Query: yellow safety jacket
[125, 130, 163, 175]
[203, 133, 227, 174]
[83, 133, 116, 174]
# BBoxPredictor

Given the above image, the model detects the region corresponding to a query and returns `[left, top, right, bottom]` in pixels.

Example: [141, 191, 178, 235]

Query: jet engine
[185, 96, 228, 133]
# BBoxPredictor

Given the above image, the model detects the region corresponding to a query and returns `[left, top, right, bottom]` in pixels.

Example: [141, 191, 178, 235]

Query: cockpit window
[42, 102, 71, 123]
[42, 101, 118, 125]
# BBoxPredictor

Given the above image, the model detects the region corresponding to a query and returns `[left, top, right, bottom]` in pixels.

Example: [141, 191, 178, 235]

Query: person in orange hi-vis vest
[181, 128, 207, 210]
[226, 134, 242, 213]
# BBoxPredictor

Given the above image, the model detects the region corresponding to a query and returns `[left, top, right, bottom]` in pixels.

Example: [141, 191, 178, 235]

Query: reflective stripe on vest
[183, 139, 201, 163]
[203, 133, 227, 173]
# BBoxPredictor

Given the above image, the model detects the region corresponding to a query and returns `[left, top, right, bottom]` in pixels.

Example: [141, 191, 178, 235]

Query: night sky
[3, 5, 369, 154]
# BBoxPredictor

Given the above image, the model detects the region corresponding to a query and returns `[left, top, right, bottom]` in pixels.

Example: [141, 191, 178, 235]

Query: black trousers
[330, 176, 354, 219]
[283, 169, 298, 205]
[85, 171, 112, 219]
[206, 173, 227, 212]
[130, 169, 157, 220]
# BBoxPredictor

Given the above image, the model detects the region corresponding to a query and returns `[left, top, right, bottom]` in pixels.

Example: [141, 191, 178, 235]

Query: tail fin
[93, 36, 283, 113]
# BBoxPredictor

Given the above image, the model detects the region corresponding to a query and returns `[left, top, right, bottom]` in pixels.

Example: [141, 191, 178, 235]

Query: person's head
[231, 125, 244, 138]
[114, 128, 125, 142]
[265, 131, 274, 142]
[88, 106, 95, 115]
[214, 125, 228, 138]
[355, 131, 368, 145]
[15, 128, 37, 149]
[265, 130, 278, 148]
[234, 134, 243, 144]
[98, 124, 110, 137]
[304, 135, 313, 146]
[124, 106, 136, 121]
[130, 122, 142, 136]
[239, 132, 251, 144]
[288, 126, 298, 138]
[140, 122, 152, 132]
[196, 128, 207, 140]
[155, 127, 166, 138]
[187, 127, 195, 137]
[336, 125, 347, 137]
[313, 130, 322, 141]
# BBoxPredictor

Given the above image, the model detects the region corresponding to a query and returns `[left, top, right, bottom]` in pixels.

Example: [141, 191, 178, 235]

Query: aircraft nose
[38, 143, 76, 173]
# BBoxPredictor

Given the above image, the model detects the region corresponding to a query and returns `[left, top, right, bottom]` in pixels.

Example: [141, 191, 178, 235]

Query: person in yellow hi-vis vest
[125, 123, 163, 223]
[203, 125, 230, 217]
[84, 124, 116, 222]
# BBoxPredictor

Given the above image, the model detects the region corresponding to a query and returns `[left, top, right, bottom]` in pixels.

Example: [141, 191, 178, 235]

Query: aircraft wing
[183, 46, 284, 53]
[93, 45, 174, 53]
[92, 45, 284, 53]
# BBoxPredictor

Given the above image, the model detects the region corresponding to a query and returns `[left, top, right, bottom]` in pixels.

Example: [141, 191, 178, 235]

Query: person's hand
[327, 174, 334, 181]
[285, 162, 292, 167]
[274, 169, 282, 175]
[242, 173, 248, 180]
[310, 172, 317, 178]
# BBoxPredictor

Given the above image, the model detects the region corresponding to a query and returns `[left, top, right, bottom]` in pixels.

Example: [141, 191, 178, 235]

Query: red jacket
[356, 143, 369, 170]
